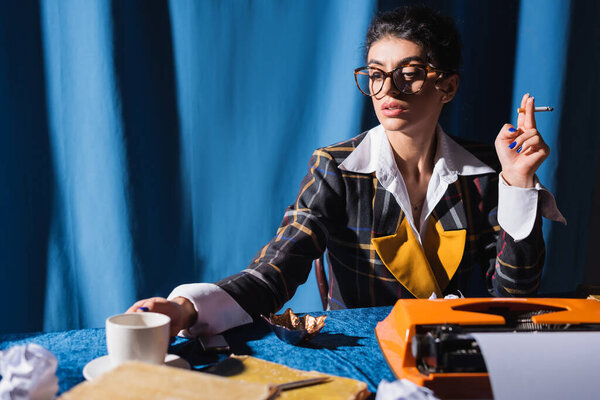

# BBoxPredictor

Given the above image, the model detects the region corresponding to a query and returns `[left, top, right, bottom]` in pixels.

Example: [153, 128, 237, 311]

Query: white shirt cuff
[498, 173, 567, 241]
[167, 283, 253, 337]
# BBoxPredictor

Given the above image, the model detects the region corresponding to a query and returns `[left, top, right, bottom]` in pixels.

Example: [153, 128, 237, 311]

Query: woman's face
[367, 37, 453, 135]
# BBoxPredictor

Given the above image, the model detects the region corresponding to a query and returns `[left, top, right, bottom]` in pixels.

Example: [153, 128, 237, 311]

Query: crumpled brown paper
[262, 309, 326, 345]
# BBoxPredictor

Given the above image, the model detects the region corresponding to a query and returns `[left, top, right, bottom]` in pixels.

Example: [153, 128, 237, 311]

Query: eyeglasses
[354, 64, 452, 96]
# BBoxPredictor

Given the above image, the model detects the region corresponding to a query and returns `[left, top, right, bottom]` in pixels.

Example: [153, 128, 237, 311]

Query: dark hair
[365, 6, 462, 73]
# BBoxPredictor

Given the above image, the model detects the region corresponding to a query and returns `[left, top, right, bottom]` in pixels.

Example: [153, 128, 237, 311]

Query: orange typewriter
[375, 297, 600, 399]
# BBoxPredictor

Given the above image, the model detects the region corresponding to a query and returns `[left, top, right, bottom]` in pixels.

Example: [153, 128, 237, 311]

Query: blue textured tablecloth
[0, 306, 395, 395]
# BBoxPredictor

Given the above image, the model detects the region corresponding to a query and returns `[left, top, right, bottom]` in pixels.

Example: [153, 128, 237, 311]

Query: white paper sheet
[472, 331, 600, 400]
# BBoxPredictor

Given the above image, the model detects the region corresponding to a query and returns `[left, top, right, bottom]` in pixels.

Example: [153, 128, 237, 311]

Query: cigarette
[517, 106, 554, 113]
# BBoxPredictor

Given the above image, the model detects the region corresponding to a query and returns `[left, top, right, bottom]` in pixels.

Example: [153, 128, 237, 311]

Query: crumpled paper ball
[428, 291, 463, 300]
[375, 379, 440, 400]
[0, 343, 59, 400]
[262, 308, 326, 345]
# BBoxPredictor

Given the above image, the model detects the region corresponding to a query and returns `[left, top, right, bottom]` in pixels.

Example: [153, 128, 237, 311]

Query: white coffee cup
[105, 312, 171, 367]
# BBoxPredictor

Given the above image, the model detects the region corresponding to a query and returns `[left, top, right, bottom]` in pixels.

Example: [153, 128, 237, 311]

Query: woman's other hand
[495, 93, 550, 187]
[126, 296, 197, 337]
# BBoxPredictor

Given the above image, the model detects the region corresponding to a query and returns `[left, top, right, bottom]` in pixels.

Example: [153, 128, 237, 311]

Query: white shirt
[170, 124, 566, 336]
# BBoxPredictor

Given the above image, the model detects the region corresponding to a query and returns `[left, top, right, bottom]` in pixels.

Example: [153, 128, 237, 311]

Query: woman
[128, 6, 564, 337]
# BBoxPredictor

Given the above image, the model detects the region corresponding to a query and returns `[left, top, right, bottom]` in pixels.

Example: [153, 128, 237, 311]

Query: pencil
[276, 377, 331, 391]
[517, 106, 554, 113]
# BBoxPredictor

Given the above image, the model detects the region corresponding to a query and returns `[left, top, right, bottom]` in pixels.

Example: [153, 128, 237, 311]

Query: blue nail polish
[509, 141, 517, 149]
[516, 146, 522, 153]
[137, 307, 149, 312]
[508, 128, 516, 133]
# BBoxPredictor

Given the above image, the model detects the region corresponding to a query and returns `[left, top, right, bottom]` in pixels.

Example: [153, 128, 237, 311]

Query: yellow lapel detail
[371, 217, 466, 298]
[423, 217, 466, 293]
[372, 218, 441, 299]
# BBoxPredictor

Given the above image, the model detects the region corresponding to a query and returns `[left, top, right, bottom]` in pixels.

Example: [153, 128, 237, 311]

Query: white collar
[338, 124, 495, 178]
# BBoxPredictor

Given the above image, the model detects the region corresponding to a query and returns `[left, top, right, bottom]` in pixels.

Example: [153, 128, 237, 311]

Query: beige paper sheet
[60, 361, 278, 400]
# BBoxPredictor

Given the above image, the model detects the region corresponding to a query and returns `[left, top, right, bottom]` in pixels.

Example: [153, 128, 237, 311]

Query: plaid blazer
[217, 132, 545, 317]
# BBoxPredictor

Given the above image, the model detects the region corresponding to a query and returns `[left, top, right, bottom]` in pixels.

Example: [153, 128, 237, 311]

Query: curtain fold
[40, 0, 135, 330]
[0, 1, 52, 333]
[511, 0, 573, 292]
[0, 0, 597, 333]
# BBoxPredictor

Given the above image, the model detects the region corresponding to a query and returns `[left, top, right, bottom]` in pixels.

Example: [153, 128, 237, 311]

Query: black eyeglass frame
[353, 63, 456, 96]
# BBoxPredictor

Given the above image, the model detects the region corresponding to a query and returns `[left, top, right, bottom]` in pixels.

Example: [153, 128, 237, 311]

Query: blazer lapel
[431, 180, 468, 232]
[371, 176, 402, 237]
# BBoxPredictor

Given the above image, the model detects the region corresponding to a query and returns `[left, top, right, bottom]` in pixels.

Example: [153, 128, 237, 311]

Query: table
[0, 306, 396, 395]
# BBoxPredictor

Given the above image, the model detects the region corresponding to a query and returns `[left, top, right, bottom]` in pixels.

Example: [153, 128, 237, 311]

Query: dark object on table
[262, 308, 326, 345]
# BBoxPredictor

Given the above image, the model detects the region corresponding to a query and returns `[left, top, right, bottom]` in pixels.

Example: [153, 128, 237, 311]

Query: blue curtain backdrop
[0, 0, 598, 333]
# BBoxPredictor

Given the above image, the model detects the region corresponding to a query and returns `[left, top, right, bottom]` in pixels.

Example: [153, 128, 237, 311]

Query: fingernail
[508, 128, 516, 133]
[516, 146, 523, 153]
[137, 307, 149, 312]
[509, 141, 517, 149]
